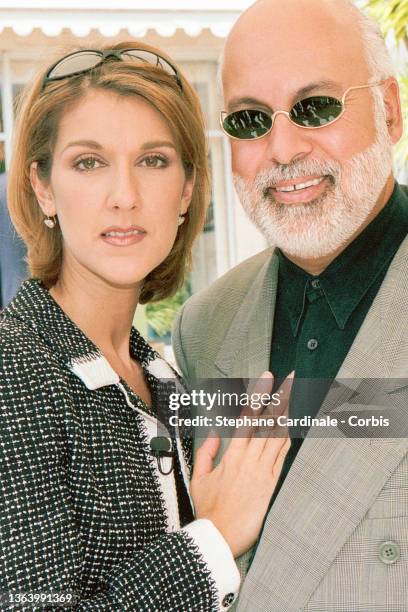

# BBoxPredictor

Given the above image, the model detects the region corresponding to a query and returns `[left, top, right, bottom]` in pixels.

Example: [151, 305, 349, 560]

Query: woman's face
[31, 88, 193, 290]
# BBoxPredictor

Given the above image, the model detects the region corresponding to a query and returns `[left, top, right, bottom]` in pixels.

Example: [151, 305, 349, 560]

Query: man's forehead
[222, 0, 369, 97]
[223, 38, 369, 104]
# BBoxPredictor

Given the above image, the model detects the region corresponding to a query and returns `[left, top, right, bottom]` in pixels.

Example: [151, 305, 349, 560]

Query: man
[173, 0, 408, 610]
[0, 173, 27, 308]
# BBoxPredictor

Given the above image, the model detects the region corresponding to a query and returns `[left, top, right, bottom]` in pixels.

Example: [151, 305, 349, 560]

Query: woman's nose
[109, 166, 141, 210]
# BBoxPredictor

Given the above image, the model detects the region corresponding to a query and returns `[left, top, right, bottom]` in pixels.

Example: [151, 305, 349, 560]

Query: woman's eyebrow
[62, 139, 103, 153]
[140, 140, 176, 150]
[62, 140, 177, 153]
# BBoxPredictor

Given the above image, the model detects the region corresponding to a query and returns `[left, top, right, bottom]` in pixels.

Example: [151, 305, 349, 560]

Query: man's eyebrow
[62, 139, 176, 153]
[295, 80, 341, 100]
[226, 81, 341, 112]
[227, 97, 270, 112]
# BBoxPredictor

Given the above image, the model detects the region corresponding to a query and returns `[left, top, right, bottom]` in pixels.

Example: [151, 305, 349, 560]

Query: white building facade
[0, 1, 406, 346]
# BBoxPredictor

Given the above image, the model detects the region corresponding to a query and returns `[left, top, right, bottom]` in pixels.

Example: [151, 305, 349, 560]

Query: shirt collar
[278, 182, 408, 335]
[3, 278, 175, 390]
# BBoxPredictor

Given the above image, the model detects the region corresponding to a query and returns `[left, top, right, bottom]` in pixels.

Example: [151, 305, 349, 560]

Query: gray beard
[233, 118, 394, 259]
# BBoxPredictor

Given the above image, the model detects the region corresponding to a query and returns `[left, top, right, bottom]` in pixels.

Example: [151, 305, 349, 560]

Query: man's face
[222, 5, 394, 258]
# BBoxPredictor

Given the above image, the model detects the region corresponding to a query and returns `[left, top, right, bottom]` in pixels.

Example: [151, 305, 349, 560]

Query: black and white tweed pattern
[0, 279, 218, 611]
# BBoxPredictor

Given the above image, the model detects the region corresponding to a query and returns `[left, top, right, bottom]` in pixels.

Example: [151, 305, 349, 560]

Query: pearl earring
[178, 215, 185, 226]
[44, 216, 56, 229]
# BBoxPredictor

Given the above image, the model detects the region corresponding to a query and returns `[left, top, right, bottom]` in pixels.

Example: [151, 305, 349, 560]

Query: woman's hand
[191, 371, 292, 558]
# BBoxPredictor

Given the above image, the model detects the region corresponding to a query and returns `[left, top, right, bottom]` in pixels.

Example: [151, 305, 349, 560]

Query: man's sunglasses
[43, 48, 182, 90]
[220, 82, 384, 140]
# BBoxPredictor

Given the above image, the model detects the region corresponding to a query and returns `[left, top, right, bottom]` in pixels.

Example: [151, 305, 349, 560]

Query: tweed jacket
[173, 233, 408, 612]
[0, 279, 240, 611]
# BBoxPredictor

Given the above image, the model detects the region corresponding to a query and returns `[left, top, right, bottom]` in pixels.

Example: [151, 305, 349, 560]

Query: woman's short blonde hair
[8, 41, 210, 303]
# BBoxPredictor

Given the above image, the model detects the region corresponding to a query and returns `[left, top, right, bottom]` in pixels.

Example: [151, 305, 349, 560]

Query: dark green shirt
[269, 183, 408, 503]
[270, 183, 408, 383]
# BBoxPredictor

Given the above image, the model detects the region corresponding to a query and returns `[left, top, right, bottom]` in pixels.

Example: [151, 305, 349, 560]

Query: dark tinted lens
[290, 96, 342, 127]
[223, 109, 272, 139]
[47, 51, 102, 79]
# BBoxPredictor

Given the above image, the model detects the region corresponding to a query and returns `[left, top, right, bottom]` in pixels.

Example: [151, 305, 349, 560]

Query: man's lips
[264, 175, 331, 204]
[273, 176, 326, 192]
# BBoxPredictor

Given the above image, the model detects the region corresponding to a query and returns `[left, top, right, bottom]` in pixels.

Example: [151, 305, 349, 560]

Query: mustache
[251, 158, 341, 198]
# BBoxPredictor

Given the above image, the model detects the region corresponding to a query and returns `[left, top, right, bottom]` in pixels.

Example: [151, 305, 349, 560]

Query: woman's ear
[30, 161, 56, 217]
[180, 166, 196, 215]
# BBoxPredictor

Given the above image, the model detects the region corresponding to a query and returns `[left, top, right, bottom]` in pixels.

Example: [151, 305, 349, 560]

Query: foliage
[364, 0, 408, 41]
[363, 0, 408, 164]
[145, 281, 191, 337]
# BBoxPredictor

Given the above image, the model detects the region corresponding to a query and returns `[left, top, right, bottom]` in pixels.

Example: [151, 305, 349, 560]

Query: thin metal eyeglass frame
[43, 48, 183, 90]
[220, 82, 385, 140]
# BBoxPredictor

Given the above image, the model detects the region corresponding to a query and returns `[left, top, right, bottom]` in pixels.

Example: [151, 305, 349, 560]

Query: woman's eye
[141, 155, 168, 168]
[74, 157, 103, 171]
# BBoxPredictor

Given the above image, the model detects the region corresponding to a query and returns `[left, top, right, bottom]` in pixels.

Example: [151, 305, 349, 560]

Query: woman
[0, 42, 290, 610]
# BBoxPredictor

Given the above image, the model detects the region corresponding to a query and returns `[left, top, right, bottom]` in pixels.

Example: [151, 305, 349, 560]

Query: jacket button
[378, 540, 400, 564]
[222, 592, 236, 607]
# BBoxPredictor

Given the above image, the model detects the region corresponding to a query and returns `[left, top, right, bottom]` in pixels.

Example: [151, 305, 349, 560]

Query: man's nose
[264, 112, 314, 166]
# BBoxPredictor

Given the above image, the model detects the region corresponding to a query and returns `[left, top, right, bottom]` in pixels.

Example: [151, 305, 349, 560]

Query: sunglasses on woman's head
[43, 48, 183, 90]
[220, 82, 384, 140]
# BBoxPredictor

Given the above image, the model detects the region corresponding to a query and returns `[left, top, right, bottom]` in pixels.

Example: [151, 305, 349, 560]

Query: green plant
[362, 0, 408, 165]
[364, 0, 408, 41]
[146, 281, 191, 337]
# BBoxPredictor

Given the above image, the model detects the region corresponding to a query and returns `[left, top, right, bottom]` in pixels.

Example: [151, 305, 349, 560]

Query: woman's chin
[86, 267, 146, 291]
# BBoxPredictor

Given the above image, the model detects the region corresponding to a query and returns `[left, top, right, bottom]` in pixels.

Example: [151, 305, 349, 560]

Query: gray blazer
[173, 237, 408, 611]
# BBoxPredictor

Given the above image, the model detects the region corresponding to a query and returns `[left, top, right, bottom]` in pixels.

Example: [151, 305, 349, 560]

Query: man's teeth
[275, 177, 325, 192]
[105, 230, 143, 237]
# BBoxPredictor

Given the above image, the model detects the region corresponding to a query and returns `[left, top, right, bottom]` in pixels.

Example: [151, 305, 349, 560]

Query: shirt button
[307, 338, 319, 350]
[378, 541, 400, 565]
[311, 279, 320, 289]
[222, 593, 236, 608]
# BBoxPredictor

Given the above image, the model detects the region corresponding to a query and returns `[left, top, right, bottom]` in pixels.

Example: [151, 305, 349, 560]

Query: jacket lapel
[214, 250, 279, 379]
[336, 234, 408, 380]
[237, 236, 408, 611]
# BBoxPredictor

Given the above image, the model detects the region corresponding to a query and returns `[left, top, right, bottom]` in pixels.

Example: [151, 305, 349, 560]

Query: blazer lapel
[238, 236, 408, 611]
[214, 250, 279, 379]
[337, 234, 408, 380]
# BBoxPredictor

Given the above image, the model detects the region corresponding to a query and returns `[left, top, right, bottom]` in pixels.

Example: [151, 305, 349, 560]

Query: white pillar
[1, 53, 14, 170]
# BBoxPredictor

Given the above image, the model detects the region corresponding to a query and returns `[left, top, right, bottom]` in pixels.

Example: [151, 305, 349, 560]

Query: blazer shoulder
[172, 248, 275, 365]
[183, 247, 274, 314]
[0, 314, 60, 371]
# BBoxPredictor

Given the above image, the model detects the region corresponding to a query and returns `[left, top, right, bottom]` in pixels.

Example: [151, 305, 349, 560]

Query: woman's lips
[101, 228, 147, 247]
